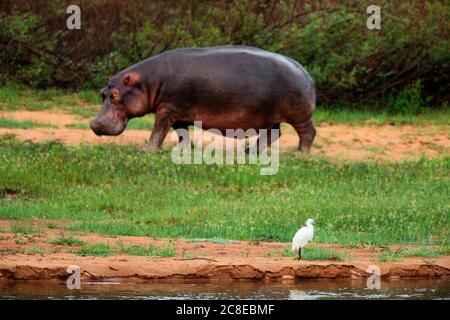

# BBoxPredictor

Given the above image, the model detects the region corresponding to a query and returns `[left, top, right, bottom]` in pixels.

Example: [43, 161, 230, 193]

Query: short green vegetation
[377, 246, 449, 262]
[314, 108, 450, 126]
[75, 241, 176, 257]
[281, 247, 347, 261]
[0, 118, 57, 129]
[9, 222, 40, 235]
[402, 247, 449, 258]
[48, 234, 86, 246]
[66, 116, 154, 131]
[0, 136, 448, 245]
[22, 246, 44, 255]
[117, 240, 176, 257]
[377, 248, 405, 262]
[0, 85, 99, 117]
[76, 243, 114, 256]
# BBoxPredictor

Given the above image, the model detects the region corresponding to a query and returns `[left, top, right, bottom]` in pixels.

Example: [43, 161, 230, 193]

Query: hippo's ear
[123, 75, 130, 86]
[100, 87, 107, 101]
[122, 72, 140, 87]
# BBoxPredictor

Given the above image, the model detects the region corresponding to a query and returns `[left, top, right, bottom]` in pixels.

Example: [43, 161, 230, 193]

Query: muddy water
[0, 278, 449, 300]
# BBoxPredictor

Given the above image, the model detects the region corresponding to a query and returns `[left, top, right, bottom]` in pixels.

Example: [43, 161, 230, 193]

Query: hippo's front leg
[144, 110, 175, 153]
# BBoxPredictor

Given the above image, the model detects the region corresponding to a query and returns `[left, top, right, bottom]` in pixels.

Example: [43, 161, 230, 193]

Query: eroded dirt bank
[1, 254, 449, 281]
[0, 224, 448, 281]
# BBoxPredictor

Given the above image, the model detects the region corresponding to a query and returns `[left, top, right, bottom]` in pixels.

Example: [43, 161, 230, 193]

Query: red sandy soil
[0, 110, 449, 161]
[0, 221, 448, 281]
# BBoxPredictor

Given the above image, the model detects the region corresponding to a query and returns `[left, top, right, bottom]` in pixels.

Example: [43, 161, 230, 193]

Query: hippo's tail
[309, 85, 316, 112]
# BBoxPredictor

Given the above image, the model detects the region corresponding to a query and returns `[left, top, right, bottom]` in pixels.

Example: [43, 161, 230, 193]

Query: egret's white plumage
[291, 219, 314, 259]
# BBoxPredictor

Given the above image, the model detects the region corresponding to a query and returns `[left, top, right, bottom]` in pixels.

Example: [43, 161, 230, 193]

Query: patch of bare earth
[1, 110, 449, 161]
[0, 221, 448, 281]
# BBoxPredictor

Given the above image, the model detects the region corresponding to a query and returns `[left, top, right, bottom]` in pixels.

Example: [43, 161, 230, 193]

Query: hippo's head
[91, 71, 148, 136]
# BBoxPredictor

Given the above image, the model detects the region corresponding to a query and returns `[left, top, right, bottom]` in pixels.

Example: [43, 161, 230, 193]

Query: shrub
[0, 0, 448, 110]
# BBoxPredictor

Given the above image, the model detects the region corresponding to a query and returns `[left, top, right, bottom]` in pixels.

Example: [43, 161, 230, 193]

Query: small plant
[281, 248, 295, 257]
[282, 247, 346, 261]
[9, 222, 40, 235]
[402, 247, 449, 258]
[158, 242, 177, 257]
[377, 247, 404, 262]
[46, 223, 59, 229]
[0, 248, 16, 255]
[117, 240, 176, 257]
[182, 250, 209, 259]
[76, 243, 114, 256]
[22, 246, 44, 255]
[386, 80, 424, 115]
[263, 251, 278, 257]
[48, 233, 85, 246]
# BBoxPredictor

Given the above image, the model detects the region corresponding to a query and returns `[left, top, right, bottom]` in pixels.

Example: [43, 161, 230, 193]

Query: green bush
[0, 0, 449, 111]
[386, 81, 425, 115]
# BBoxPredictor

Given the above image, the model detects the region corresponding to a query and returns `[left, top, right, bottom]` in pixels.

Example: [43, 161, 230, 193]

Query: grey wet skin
[91, 45, 317, 152]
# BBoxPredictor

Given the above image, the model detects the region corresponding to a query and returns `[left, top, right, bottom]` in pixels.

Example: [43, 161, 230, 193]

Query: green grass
[123, 116, 154, 130]
[22, 246, 44, 255]
[74, 241, 176, 257]
[376, 246, 450, 262]
[0, 248, 15, 255]
[281, 247, 347, 261]
[0, 137, 448, 245]
[182, 250, 210, 259]
[401, 247, 449, 258]
[9, 222, 40, 235]
[117, 240, 176, 257]
[66, 115, 154, 131]
[0, 118, 57, 129]
[0, 84, 99, 117]
[78, 90, 101, 105]
[65, 123, 92, 130]
[186, 238, 232, 244]
[377, 248, 405, 262]
[314, 108, 450, 126]
[47, 222, 59, 229]
[76, 243, 114, 256]
[48, 234, 86, 246]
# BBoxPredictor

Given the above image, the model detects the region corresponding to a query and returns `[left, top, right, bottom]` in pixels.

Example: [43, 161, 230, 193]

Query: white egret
[291, 219, 315, 260]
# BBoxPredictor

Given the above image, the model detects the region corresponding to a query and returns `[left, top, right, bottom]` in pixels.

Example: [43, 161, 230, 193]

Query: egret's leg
[298, 247, 302, 260]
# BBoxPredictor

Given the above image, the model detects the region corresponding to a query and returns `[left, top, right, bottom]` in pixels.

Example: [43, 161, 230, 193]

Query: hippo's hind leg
[289, 117, 316, 154]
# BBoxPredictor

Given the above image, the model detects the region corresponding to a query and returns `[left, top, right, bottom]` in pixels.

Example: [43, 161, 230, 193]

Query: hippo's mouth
[90, 118, 127, 136]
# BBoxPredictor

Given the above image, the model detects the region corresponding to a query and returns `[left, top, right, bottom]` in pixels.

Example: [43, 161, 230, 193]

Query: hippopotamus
[90, 45, 316, 153]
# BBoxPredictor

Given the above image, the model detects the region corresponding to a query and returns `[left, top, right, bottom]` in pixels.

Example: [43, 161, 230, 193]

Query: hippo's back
[161, 45, 313, 89]
[155, 46, 314, 108]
